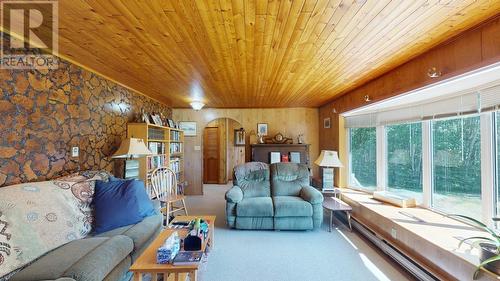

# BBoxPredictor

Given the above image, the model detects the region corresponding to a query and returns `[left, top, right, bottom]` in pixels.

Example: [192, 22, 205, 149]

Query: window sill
[339, 188, 498, 281]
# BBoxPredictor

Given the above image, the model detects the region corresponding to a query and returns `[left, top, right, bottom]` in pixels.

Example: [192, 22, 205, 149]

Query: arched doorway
[203, 117, 245, 184]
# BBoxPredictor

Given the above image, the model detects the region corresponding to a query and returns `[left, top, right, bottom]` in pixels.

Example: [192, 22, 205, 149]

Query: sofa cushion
[0, 171, 110, 279]
[273, 196, 313, 217]
[271, 163, 310, 196]
[233, 162, 271, 198]
[93, 213, 162, 261]
[236, 197, 274, 217]
[11, 235, 133, 281]
[93, 180, 144, 234]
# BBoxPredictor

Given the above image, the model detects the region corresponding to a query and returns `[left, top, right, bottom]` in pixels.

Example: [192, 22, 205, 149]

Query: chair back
[233, 162, 270, 198]
[150, 167, 178, 201]
[270, 163, 310, 196]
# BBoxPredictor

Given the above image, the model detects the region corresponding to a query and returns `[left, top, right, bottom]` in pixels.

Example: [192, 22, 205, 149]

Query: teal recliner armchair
[225, 162, 323, 230]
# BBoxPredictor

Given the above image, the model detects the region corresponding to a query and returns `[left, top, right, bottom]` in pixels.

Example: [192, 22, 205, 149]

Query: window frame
[345, 111, 499, 226]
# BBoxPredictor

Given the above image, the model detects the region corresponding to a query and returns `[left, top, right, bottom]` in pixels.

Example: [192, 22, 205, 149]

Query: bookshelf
[126, 123, 185, 197]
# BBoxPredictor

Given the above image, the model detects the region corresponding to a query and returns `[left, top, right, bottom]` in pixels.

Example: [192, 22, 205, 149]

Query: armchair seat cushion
[236, 197, 274, 217]
[273, 196, 312, 217]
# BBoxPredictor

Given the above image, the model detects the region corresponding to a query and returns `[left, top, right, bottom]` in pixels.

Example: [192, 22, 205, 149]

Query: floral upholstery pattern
[0, 171, 110, 279]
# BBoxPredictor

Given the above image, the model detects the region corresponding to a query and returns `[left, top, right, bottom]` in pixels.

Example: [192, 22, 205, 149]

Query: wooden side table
[322, 197, 352, 232]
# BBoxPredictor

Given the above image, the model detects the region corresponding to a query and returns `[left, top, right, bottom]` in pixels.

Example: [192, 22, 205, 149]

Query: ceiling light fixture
[364, 95, 371, 102]
[190, 101, 205, 111]
[427, 67, 442, 78]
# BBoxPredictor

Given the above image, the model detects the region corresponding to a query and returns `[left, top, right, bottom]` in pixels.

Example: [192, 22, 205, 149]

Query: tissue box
[156, 231, 180, 264]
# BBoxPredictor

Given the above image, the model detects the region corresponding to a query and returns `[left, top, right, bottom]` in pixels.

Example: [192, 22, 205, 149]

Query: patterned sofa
[0, 171, 162, 281]
[225, 162, 323, 230]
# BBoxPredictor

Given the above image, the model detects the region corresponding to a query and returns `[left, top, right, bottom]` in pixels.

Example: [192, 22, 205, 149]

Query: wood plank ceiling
[51, 1, 500, 107]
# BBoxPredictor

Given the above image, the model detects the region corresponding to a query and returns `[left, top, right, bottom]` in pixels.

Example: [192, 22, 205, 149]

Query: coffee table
[129, 215, 216, 281]
[323, 197, 352, 232]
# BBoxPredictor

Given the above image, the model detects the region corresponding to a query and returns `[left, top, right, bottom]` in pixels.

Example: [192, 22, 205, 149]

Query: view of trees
[432, 116, 481, 196]
[349, 112, 499, 220]
[349, 128, 376, 189]
[497, 112, 500, 215]
[387, 123, 422, 196]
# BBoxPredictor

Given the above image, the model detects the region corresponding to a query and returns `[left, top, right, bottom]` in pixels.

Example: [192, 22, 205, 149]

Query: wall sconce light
[364, 95, 371, 102]
[427, 67, 441, 78]
[190, 101, 205, 111]
[332, 108, 337, 113]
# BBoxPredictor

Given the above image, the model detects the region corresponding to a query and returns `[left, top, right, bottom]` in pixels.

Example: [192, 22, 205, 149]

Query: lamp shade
[111, 138, 153, 158]
[314, 150, 343, 167]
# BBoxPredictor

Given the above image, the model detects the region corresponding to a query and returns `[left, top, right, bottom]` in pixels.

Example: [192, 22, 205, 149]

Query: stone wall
[0, 47, 171, 187]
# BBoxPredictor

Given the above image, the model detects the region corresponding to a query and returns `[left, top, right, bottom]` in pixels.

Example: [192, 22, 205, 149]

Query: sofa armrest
[300, 185, 323, 204]
[225, 186, 243, 203]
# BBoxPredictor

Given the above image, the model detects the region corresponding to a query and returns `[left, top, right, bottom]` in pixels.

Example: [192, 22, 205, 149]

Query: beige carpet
[184, 183, 416, 281]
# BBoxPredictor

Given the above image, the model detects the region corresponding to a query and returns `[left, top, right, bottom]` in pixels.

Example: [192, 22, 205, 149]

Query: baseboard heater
[349, 218, 439, 281]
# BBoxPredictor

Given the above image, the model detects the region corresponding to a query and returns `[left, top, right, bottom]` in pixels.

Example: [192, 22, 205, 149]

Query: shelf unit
[126, 123, 185, 197]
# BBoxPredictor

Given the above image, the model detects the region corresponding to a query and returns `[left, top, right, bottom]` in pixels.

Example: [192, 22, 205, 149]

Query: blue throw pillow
[93, 179, 147, 234]
[128, 180, 157, 217]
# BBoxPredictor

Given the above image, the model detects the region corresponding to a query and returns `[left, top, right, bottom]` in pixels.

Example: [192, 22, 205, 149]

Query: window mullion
[376, 126, 386, 191]
[480, 113, 495, 226]
[422, 121, 432, 208]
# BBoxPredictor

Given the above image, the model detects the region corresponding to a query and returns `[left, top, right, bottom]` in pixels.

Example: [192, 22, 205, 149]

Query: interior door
[203, 127, 220, 184]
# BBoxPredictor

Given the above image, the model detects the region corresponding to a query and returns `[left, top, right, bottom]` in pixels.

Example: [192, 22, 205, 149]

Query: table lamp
[111, 138, 153, 179]
[314, 150, 343, 191]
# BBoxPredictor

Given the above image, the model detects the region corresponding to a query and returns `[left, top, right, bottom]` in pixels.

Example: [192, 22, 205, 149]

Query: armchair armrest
[300, 185, 323, 204]
[225, 185, 243, 203]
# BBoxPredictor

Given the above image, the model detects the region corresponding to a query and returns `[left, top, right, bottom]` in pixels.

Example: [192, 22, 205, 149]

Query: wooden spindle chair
[150, 167, 188, 226]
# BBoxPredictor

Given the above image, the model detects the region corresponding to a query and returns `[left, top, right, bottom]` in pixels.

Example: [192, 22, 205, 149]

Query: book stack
[170, 130, 181, 141]
[170, 158, 181, 173]
[147, 155, 167, 170]
[148, 142, 165, 154]
[170, 143, 182, 154]
[172, 251, 203, 265]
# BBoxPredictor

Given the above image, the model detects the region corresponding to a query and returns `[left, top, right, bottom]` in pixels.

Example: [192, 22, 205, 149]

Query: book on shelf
[147, 155, 167, 170]
[170, 157, 181, 173]
[170, 130, 181, 141]
[148, 142, 166, 154]
[170, 142, 182, 154]
[172, 251, 203, 265]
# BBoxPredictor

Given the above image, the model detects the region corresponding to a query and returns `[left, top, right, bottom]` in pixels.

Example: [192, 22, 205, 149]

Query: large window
[496, 112, 500, 217]
[386, 123, 423, 202]
[349, 128, 377, 190]
[432, 116, 482, 219]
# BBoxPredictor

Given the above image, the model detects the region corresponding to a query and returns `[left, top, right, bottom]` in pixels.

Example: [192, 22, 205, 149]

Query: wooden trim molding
[321, 13, 500, 114]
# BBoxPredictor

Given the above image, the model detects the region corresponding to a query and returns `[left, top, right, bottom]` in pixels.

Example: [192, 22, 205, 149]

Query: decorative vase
[479, 243, 500, 275]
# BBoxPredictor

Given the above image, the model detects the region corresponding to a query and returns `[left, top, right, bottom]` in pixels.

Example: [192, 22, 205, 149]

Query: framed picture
[179, 121, 197, 136]
[323, 117, 331, 129]
[234, 129, 245, 146]
[152, 114, 163, 126]
[257, 123, 268, 136]
[270, 152, 281, 164]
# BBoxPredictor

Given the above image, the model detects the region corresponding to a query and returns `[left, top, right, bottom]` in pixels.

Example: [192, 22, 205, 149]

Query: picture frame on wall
[234, 129, 245, 146]
[257, 123, 268, 136]
[323, 117, 331, 129]
[179, 121, 197, 136]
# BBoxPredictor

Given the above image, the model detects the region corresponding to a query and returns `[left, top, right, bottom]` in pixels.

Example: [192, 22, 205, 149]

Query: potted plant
[449, 214, 500, 279]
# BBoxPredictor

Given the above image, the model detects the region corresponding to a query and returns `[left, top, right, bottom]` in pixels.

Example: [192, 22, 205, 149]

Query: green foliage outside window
[387, 123, 423, 200]
[349, 127, 376, 189]
[432, 116, 481, 219]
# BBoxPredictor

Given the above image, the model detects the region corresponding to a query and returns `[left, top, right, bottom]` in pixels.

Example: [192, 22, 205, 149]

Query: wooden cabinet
[250, 144, 310, 169]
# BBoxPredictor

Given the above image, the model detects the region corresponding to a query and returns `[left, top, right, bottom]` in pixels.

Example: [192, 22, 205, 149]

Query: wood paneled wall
[173, 108, 319, 195]
[319, 15, 500, 187]
[322, 14, 500, 114]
